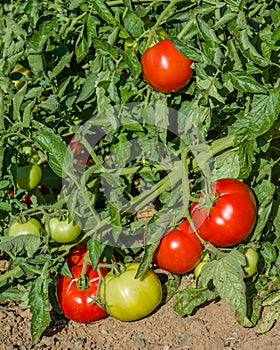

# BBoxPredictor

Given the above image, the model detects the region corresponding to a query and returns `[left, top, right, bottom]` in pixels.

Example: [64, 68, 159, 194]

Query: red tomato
[153, 221, 203, 274]
[56, 264, 107, 323]
[191, 178, 257, 247]
[141, 39, 193, 93]
[65, 135, 93, 167]
[67, 245, 89, 267]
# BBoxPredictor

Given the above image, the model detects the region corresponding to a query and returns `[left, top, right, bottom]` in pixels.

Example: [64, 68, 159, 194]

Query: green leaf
[92, 0, 117, 25]
[0, 202, 12, 211]
[29, 274, 51, 344]
[123, 11, 143, 37]
[12, 84, 28, 122]
[201, 250, 252, 326]
[256, 302, 280, 335]
[135, 241, 160, 279]
[251, 179, 275, 241]
[174, 284, 217, 316]
[26, 18, 57, 53]
[77, 73, 97, 103]
[32, 121, 67, 177]
[226, 71, 267, 94]
[48, 52, 74, 80]
[87, 238, 105, 269]
[122, 49, 142, 79]
[0, 235, 41, 258]
[196, 16, 220, 44]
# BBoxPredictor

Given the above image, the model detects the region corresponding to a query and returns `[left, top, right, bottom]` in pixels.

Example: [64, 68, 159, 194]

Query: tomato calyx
[111, 262, 126, 276]
[76, 272, 90, 290]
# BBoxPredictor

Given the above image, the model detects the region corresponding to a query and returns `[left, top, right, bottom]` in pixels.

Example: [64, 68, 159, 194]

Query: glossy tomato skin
[99, 262, 162, 321]
[191, 178, 257, 247]
[153, 223, 203, 274]
[67, 245, 89, 267]
[56, 265, 107, 323]
[8, 218, 41, 237]
[46, 217, 81, 243]
[141, 39, 193, 93]
[16, 164, 42, 191]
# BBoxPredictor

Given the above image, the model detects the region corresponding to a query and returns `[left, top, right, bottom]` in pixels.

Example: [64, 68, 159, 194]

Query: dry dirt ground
[1, 294, 280, 350]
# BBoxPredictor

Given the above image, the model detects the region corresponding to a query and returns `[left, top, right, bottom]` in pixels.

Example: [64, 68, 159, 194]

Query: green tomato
[8, 218, 41, 237]
[243, 247, 259, 278]
[46, 217, 81, 243]
[16, 164, 42, 191]
[100, 262, 162, 321]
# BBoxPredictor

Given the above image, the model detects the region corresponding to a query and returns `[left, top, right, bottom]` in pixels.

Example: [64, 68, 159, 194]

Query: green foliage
[0, 0, 280, 343]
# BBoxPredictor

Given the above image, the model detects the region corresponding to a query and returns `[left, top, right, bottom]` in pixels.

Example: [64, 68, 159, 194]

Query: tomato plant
[153, 221, 203, 274]
[46, 217, 81, 243]
[16, 164, 42, 191]
[8, 218, 41, 237]
[191, 179, 257, 247]
[141, 39, 193, 93]
[99, 262, 162, 321]
[56, 264, 107, 323]
[1, 0, 279, 344]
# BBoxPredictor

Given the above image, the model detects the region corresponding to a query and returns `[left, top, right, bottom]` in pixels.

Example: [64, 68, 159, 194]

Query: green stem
[177, 19, 195, 41]
[145, 0, 182, 49]
[0, 266, 22, 283]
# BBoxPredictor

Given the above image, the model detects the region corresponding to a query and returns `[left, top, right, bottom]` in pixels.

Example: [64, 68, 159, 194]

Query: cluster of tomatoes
[57, 244, 162, 323]
[153, 178, 259, 278]
[54, 178, 258, 325]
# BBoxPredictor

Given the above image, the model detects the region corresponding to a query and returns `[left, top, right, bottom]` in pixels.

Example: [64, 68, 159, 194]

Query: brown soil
[1, 294, 280, 350]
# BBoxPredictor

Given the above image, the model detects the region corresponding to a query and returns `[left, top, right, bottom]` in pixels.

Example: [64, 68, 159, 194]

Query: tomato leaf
[92, 0, 117, 25]
[200, 250, 252, 326]
[87, 238, 106, 269]
[135, 241, 160, 279]
[256, 302, 280, 335]
[32, 121, 67, 177]
[29, 274, 51, 344]
[0, 235, 41, 258]
[174, 283, 217, 316]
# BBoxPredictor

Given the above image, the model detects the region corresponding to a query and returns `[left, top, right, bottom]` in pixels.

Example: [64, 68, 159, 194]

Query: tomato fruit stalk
[141, 38, 193, 93]
[191, 178, 257, 247]
[100, 262, 162, 321]
[56, 264, 107, 323]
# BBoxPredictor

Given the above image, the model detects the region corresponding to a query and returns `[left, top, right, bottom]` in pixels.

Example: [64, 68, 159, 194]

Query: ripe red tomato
[141, 38, 193, 93]
[65, 135, 93, 167]
[56, 264, 107, 323]
[191, 178, 257, 247]
[67, 245, 89, 267]
[153, 221, 203, 274]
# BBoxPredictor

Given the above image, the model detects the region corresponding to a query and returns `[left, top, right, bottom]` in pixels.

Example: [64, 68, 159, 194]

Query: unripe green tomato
[243, 247, 259, 278]
[8, 218, 41, 237]
[16, 164, 42, 191]
[46, 217, 81, 243]
[100, 262, 162, 321]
